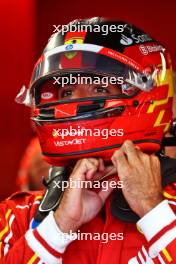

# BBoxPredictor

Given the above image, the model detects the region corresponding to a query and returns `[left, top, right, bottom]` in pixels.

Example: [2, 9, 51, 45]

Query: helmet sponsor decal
[120, 34, 133, 45]
[65, 44, 74, 50]
[64, 34, 85, 59]
[120, 33, 152, 46]
[139, 44, 164, 55]
[41, 92, 54, 100]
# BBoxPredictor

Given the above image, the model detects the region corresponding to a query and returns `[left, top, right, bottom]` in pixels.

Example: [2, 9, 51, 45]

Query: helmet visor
[30, 46, 156, 106]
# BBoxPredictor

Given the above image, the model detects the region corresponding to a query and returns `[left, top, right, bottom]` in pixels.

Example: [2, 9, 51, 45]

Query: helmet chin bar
[32, 94, 138, 124]
[32, 105, 125, 124]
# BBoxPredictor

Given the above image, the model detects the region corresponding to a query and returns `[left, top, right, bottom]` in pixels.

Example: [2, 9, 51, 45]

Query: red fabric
[149, 219, 176, 245]
[33, 229, 63, 258]
[0, 186, 176, 263]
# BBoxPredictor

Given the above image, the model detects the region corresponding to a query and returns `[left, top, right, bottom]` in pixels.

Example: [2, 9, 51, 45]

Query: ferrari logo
[64, 37, 84, 59]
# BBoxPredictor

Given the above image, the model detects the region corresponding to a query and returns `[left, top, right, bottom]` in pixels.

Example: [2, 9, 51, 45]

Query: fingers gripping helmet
[22, 17, 174, 166]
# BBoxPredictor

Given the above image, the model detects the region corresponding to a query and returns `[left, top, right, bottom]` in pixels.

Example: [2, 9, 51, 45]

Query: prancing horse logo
[64, 37, 84, 59]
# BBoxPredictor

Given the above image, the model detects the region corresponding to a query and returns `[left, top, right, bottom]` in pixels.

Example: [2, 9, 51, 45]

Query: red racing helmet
[20, 17, 174, 166]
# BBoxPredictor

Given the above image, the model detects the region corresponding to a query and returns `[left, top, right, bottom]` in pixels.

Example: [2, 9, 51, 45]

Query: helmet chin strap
[34, 150, 176, 225]
[34, 166, 69, 222]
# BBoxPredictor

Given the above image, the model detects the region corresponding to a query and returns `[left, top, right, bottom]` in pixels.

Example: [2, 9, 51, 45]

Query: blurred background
[0, 0, 176, 200]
